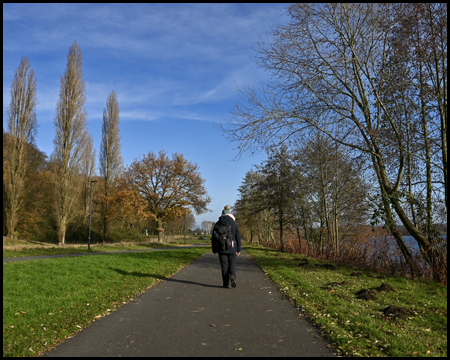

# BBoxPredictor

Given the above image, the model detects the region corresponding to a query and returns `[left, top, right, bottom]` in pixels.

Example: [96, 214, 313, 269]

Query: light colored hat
[222, 205, 231, 215]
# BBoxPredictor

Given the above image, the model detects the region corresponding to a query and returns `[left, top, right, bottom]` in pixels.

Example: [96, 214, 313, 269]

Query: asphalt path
[40, 249, 336, 357]
[3, 244, 209, 263]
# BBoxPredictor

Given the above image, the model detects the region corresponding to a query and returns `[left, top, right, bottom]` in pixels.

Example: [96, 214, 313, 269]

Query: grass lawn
[3, 247, 211, 357]
[244, 243, 447, 357]
[3, 237, 210, 258]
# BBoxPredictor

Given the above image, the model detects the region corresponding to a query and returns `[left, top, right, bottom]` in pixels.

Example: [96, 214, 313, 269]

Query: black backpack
[212, 223, 233, 252]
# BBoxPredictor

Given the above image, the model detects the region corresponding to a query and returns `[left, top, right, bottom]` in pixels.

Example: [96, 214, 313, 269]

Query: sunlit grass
[3, 236, 210, 258]
[3, 247, 210, 357]
[244, 243, 447, 357]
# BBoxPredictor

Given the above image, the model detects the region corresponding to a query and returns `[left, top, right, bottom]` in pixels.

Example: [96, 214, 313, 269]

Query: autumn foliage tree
[117, 150, 211, 242]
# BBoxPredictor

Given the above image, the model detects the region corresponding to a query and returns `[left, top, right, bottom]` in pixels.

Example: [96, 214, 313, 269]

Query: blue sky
[3, 3, 291, 228]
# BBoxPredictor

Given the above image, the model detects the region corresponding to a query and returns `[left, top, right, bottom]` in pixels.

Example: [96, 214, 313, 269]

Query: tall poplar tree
[52, 40, 88, 245]
[99, 90, 123, 243]
[4, 57, 38, 239]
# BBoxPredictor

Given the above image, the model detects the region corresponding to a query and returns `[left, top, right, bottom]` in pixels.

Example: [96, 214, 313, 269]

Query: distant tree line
[3, 41, 210, 245]
[234, 139, 369, 252]
[219, 3, 446, 282]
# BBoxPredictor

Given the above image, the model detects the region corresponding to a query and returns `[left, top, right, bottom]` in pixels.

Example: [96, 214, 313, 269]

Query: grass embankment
[3, 246, 211, 357]
[244, 243, 447, 357]
[3, 236, 210, 258]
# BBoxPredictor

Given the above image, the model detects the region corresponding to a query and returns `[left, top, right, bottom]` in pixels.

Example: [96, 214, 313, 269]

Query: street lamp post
[184, 209, 187, 245]
[88, 180, 98, 250]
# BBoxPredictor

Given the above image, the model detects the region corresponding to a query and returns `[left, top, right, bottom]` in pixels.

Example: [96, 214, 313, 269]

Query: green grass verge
[3, 247, 211, 357]
[244, 243, 447, 357]
[2, 243, 174, 258]
[3, 238, 211, 258]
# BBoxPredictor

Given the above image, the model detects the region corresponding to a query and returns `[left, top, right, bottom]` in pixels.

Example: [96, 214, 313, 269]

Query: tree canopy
[117, 150, 211, 242]
[220, 3, 446, 281]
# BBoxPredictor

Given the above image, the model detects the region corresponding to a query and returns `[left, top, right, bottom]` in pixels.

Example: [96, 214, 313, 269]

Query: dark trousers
[218, 253, 237, 287]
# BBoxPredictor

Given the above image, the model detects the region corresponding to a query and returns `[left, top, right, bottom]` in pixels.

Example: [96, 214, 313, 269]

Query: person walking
[212, 205, 241, 288]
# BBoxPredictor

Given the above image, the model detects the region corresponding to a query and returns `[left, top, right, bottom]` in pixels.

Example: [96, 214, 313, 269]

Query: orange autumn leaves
[109, 150, 210, 239]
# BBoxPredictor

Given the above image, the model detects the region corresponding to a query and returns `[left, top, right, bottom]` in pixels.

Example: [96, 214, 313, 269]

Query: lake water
[374, 235, 447, 255]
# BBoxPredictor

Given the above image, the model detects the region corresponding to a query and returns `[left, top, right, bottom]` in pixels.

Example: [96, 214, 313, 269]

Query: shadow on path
[109, 267, 222, 288]
[43, 250, 336, 357]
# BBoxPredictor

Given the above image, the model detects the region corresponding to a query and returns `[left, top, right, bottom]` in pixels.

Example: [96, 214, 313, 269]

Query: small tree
[255, 145, 296, 251]
[201, 220, 215, 235]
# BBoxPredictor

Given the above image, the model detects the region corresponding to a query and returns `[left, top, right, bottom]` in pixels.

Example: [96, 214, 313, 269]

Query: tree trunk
[296, 225, 302, 254]
[58, 219, 67, 246]
[371, 153, 419, 278]
[157, 218, 164, 243]
[6, 210, 18, 240]
[279, 207, 284, 252]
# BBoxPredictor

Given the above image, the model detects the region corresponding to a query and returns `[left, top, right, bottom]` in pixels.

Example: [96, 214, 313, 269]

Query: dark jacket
[211, 215, 241, 254]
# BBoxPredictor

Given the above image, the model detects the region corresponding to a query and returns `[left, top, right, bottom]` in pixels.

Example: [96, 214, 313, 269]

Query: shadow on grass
[244, 245, 281, 254]
[109, 267, 167, 280]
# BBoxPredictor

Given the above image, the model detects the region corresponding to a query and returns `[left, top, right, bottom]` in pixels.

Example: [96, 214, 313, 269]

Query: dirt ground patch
[356, 288, 378, 300]
[350, 271, 363, 276]
[382, 305, 412, 319]
[373, 283, 397, 292]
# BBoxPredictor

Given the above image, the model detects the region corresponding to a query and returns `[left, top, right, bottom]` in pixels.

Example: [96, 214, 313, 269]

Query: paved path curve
[41, 249, 336, 357]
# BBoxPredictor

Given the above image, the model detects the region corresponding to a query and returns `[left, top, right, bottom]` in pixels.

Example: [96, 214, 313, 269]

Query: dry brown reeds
[255, 227, 447, 285]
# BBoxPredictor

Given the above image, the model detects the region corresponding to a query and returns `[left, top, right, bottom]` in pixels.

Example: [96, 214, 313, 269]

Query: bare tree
[201, 220, 215, 235]
[218, 3, 446, 279]
[52, 40, 89, 246]
[99, 90, 123, 243]
[294, 133, 369, 254]
[4, 57, 38, 239]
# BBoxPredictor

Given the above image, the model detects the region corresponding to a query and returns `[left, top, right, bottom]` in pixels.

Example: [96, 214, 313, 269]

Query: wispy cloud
[3, 3, 290, 226]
